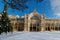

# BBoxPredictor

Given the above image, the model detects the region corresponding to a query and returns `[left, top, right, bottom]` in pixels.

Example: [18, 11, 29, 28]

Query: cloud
[50, 0, 60, 17]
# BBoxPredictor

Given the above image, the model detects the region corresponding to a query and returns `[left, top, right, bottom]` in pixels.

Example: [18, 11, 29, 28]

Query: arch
[17, 23, 24, 31]
[31, 16, 40, 20]
[30, 15, 41, 31]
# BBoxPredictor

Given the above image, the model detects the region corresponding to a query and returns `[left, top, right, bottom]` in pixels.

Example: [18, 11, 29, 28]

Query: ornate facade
[8, 10, 60, 32]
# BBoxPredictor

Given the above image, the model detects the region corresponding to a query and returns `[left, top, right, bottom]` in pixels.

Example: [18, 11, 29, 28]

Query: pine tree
[0, 3, 12, 33]
[0, 15, 3, 34]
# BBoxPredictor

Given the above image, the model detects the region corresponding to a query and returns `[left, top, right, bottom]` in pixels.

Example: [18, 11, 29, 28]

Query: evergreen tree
[0, 15, 3, 34]
[0, 3, 12, 34]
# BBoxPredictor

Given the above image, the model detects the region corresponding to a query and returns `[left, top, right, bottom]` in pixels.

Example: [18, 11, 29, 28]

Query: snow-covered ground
[0, 31, 60, 40]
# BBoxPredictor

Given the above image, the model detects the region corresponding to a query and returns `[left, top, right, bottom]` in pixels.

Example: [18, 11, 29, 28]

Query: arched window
[31, 16, 40, 20]
[30, 16, 41, 28]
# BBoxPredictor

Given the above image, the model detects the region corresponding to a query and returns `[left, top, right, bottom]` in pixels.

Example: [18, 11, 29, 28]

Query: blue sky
[0, 0, 60, 18]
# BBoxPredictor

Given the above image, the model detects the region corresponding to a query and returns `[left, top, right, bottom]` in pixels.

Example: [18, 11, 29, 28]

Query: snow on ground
[0, 31, 60, 40]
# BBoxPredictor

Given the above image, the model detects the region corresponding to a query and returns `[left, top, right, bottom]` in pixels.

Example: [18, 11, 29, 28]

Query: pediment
[28, 9, 44, 19]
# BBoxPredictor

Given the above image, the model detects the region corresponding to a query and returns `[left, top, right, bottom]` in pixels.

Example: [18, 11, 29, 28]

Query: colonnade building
[8, 10, 60, 32]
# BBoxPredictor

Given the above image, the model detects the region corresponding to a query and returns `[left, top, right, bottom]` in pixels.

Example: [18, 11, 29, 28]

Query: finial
[43, 13, 45, 17]
[33, 8, 37, 14]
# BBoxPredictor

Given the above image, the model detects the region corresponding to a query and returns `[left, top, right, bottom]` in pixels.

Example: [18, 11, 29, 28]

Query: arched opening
[17, 23, 24, 31]
[30, 26, 41, 31]
[45, 27, 50, 31]
[30, 16, 41, 31]
[45, 23, 55, 31]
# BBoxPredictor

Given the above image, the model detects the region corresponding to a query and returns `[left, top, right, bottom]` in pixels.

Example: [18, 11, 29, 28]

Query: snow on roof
[8, 15, 20, 18]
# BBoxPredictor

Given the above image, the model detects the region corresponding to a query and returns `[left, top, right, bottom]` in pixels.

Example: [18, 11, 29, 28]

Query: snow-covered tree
[0, 3, 12, 34]
[0, 16, 3, 34]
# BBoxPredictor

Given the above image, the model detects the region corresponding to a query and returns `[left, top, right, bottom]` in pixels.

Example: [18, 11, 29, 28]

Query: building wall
[45, 19, 60, 31]
[8, 11, 60, 32]
[23, 10, 60, 31]
[25, 10, 45, 31]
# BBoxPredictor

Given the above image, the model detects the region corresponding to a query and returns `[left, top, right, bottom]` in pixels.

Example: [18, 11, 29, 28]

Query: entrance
[17, 23, 24, 31]
[30, 27, 41, 31]
[45, 27, 50, 31]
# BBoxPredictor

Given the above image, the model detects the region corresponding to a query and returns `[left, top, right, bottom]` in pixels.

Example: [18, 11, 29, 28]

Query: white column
[41, 23, 44, 31]
[24, 14, 28, 31]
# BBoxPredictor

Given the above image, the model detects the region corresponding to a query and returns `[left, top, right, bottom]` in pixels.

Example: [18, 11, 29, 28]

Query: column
[28, 23, 30, 31]
[32, 25, 33, 31]
[36, 24, 37, 31]
[13, 22, 16, 32]
[24, 15, 28, 31]
[41, 23, 44, 31]
[54, 22, 56, 31]
[54, 23, 55, 31]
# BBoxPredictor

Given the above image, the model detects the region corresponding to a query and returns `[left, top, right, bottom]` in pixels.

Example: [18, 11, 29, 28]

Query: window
[31, 16, 39, 20]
